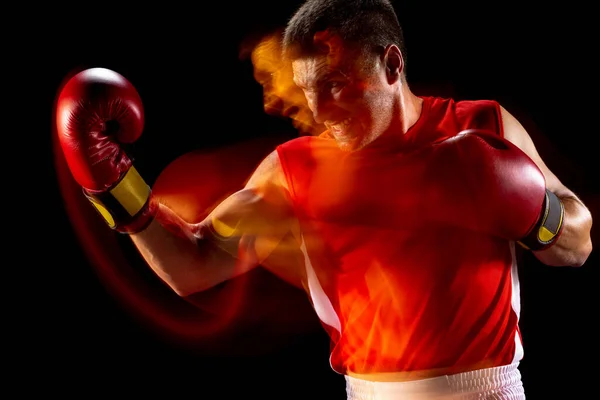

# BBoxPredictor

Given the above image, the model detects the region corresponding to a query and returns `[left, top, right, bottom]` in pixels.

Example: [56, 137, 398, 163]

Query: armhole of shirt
[492, 100, 505, 139]
[275, 145, 297, 202]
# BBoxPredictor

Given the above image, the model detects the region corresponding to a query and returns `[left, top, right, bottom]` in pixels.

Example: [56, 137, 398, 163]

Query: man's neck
[398, 87, 424, 135]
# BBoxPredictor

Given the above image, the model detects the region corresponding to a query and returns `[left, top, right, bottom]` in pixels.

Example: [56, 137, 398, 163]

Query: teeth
[327, 118, 352, 130]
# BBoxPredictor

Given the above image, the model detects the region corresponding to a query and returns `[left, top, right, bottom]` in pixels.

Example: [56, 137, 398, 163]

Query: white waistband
[345, 363, 525, 400]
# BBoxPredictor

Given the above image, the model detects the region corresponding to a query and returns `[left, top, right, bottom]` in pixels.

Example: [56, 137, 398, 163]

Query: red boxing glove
[56, 67, 155, 233]
[428, 129, 564, 250]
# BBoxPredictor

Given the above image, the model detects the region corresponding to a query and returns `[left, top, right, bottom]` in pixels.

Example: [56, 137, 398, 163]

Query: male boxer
[56, 0, 592, 398]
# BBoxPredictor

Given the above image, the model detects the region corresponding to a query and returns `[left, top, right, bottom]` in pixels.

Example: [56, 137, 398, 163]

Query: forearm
[130, 204, 256, 296]
[533, 195, 593, 267]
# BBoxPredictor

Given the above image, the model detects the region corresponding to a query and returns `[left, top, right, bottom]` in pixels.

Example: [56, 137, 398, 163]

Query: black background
[14, 1, 599, 398]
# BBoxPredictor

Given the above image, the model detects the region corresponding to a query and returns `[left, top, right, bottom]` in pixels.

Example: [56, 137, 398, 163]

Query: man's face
[291, 39, 396, 151]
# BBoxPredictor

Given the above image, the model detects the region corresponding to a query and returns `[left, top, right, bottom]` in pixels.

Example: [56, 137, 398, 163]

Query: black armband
[518, 189, 565, 251]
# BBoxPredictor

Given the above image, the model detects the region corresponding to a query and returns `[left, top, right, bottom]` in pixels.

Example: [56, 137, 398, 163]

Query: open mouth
[326, 118, 353, 137]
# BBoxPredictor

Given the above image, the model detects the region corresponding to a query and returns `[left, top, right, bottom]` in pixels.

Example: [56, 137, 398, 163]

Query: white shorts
[345, 363, 525, 400]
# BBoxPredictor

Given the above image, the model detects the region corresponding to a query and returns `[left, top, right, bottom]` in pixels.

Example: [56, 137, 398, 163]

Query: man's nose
[305, 91, 331, 125]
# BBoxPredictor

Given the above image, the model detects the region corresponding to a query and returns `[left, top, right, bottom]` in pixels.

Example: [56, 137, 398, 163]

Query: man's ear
[382, 44, 403, 84]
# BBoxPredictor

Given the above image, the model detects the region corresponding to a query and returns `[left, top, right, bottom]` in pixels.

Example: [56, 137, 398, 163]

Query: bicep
[200, 150, 297, 259]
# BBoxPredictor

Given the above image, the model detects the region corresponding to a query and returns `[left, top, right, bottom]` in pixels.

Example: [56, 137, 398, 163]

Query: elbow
[569, 212, 594, 267]
[170, 284, 196, 298]
[166, 279, 208, 297]
[158, 277, 191, 297]
[571, 239, 593, 267]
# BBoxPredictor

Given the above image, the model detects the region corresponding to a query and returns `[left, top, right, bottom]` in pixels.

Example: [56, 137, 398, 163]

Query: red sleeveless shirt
[276, 96, 523, 375]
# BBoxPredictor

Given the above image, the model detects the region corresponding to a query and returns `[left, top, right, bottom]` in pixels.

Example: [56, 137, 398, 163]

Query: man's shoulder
[426, 96, 501, 122]
[425, 95, 499, 110]
[455, 98, 500, 110]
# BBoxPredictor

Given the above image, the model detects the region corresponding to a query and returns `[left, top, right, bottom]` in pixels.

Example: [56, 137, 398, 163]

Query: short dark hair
[282, 0, 406, 66]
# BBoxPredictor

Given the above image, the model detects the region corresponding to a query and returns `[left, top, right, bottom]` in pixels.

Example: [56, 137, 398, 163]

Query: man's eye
[326, 81, 344, 91]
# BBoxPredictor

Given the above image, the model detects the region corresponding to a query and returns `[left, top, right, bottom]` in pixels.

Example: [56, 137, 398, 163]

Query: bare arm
[501, 106, 593, 266]
[130, 150, 297, 296]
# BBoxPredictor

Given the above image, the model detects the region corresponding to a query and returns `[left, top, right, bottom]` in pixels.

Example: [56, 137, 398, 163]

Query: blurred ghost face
[250, 33, 325, 136]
